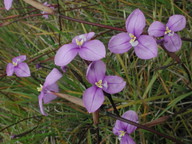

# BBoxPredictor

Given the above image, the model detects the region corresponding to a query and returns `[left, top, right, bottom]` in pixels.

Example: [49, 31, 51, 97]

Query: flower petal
[43, 2, 48, 5]
[41, 2, 54, 19]
[108, 32, 132, 54]
[113, 119, 123, 136]
[6, 63, 14, 76]
[79, 40, 106, 61]
[72, 32, 95, 44]
[134, 35, 158, 59]
[12, 55, 26, 64]
[102, 76, 126, 94]
[43, 83, 59, 104]
[122, 110, 138, 134]
[38, 92, 47, 116]
[44, 68, 62, 87]
[121, 135, 136, 144]
[42, 13, 49, 19]
[14, 63, 31, 77]
[163, 33, 182, 52]
[4, 0, 13, 10]
[83, 86, 104, 113]
[54, 43, 78, 66]
[113, 110, 138, 140]
[166, 15, 186, 32]
[148, 21, 166, 37]
[113, 110, 138, 144]
[126, 9, 146, 37]
[86, 60, 106, 84]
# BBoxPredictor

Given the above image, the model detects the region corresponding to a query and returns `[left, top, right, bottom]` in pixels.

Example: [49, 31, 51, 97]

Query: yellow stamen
[119, 131, 126, 137]
[37, 84, 43, 92]
[164, 27, 172, 35]
[128, 33, 138, 46]
[76, 39, 84, 46]
[95, 80, 103, 88]
[129, 33, 137, 43]
[129, 33, 135, 38]
[12, 62, 17, 66]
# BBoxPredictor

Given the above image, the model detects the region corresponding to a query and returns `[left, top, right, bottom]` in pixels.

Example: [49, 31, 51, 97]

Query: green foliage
[0, 0, 192, 143]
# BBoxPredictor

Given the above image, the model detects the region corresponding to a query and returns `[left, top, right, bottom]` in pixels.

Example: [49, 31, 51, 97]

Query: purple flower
[41, 2, 54, 19]
[113, 110, 138, 144]
[4, 0, 13, 10]
[6, 55, 31, 77]
[108, 9, 158, 59]
[83, 60, 126, 113]
[148, 15, 186, 52]
[38, 68, 62, 116]
[54, 32, 106, 66]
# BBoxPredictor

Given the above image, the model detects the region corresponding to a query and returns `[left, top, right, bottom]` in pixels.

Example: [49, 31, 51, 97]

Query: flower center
[12, 62, 17, 66]
[37, 84, 43, 92]
[12, 58, 21, 66]
[164, 27, 174, 36]
[95, 80, 103, 88]
[118, 131, 126, 140]
[76, 35, 86, 46]
[129, 33, 138, 47]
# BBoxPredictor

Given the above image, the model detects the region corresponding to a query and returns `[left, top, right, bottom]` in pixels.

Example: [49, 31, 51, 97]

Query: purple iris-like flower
[41, 2, 54, 19]
[54, 32, 106, 66]
[148, 15, 186, 52]
[113, 110, 138, 144]
[38, 68, 62, 116]
[4, 0, 13, 10]
[108, 9, 158, 59]
[6, 55, 31, 77]
[83, 60, 126, 113]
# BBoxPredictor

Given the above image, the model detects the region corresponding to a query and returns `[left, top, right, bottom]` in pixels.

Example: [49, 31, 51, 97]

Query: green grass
[0, 0, 192, 143]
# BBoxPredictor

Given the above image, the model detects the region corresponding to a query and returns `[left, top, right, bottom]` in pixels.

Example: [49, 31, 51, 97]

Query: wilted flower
[41, 2, 54, 19]
[113, 110, 138, 144]
[148, 15, 186, 52]
[108, 9, 158, 59]
[36, 63, 42, 69]
[83, 60, 126, 113]
[54, 32, 106, 66]
[38, 68, 62, 116]
[4, 0, 13, 10]
[60, 66, 67, 73]
[6, 55, 31, 77]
